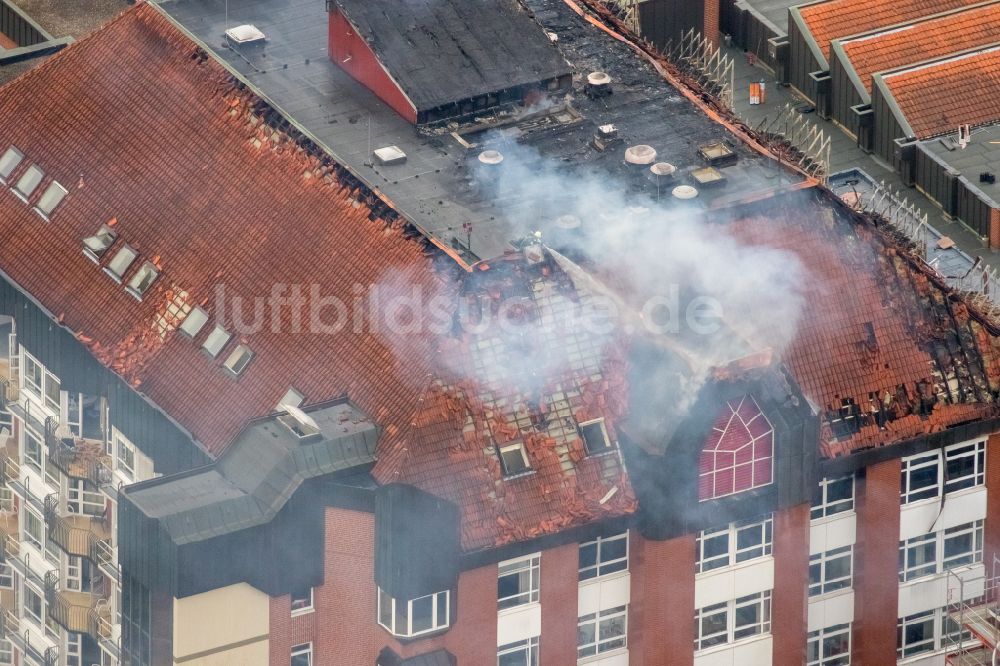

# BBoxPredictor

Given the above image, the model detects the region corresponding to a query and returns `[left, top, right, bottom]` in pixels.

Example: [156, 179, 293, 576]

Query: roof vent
[697, 141, 737, 167]
[672, 185, 698, 200]
[586, 71, 613, 98]
[554, 215, 581, 230]
[225, 24, 266, 46]
[279, 404, 321, 439]
[650, 162, 676, 178]
[624, 145, 657, 166]
[374, 145, 407, 166]
[592, 124, 622, 152]
[478, 150, 504, 165]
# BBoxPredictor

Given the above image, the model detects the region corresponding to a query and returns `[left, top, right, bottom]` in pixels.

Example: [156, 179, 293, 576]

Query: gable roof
[795, 0, 984, 67]
[0, 3, 440, 457]
[876, 46, 1000, 140]
[331, 0, 570, 112]
[837, 2, 1000, 98]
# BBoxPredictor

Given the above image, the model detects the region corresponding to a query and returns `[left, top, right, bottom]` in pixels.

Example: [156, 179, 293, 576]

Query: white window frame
[0, 146, 23, 182]
[126, 261, 159, 300]
[0, 638, 12, 665]
[578, 532, 628, 581]
[223, 344, 254, 376]
[0, 563, 12, 589]
[944, 441, 986, 494]
[809, 545, 853, 597]
[497, 636, 539, 666]
[103, 244, 137, 282]
[696, 515, 773, 574]
[179, 306, 209, 338]
[290, 642, 312, 666]
[897, 609, 941, 659]
[12, 164, 43, 201]
[22, 428, 42, 475]
[898, 520, 983, 582]
[694, 591, 772, 652]
[114, 429, 136, 479]
[21, 350, 42, 398]
[23, 583, 43, 626]
[498, 441, 531, 477]
[498, 554, 540, 610]
[376, 587, 450, 638]
[901, 442, 986, 504]
[43, 370, 59, 412]
[807, 622, 851, 666]
[578, 418, 612, 456]
[811, 475, 854, 521]
[202, 324, 231, 358]
[290, 586, 314, 616]
[34, 180, 68, 219]
[577, 604, 627, 659]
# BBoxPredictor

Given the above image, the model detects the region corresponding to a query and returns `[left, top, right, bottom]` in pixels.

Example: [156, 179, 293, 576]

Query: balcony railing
[0, 377, 17, 412]
[2, 609, 52, 666]
[43, 418, 110, 484]
[47, 510, 111, 560]
[90, 537, 119, 583]
[0, 456, 18, 487]
[45, 571, 109, 638]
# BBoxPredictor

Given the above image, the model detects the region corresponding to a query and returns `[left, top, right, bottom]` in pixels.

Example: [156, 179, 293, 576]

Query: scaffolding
[946, 554, 1000, 666]
[598, 0, 641, 34]
[666, 29, 735, 110]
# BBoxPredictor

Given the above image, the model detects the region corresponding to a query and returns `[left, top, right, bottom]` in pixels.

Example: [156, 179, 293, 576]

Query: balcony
[43, 419, 111, 485]
[90, 537, 119, 584]
[0, 376, 17, 413]
[44, 572, 110, 638]
[45, 507, 111, 560]
[1, 609, 57, 666]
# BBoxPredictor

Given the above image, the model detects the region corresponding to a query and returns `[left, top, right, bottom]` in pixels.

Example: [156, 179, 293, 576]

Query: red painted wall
[772, 504, 809, 665]
[628, 530, 695, 666]
[328, 9, 418, 124]
[853, 458, 902, 666]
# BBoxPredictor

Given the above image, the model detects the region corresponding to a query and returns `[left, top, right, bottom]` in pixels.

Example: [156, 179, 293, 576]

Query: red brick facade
[703, 0, 720, 46]
[771, 504, 810, 665]
[852, 458, 902, 666]
[540, 543, 582, 665]
[985, 434, 1000, 562]
[628, 531, 695, 666]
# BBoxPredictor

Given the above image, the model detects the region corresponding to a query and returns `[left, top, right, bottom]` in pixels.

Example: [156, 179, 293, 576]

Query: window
[498, 554, 540, 610]
[126, 261, 159, 299]
[24, 584, 43, 625]
[498, 441, 530, 477]
[900, 442, 986, 504]
[223, 344, 254, 376]
[696, 515, 773, 573]
[202, 325, 231, 358]
[899, 521, 983, 582]
[579, 532, 628, 581]
[808, 623, 850, 666]
[0, 147, 23, 182]
[290, 643, 312, 666]
[12, 164, 43, 200]
[82, 225, 117, 261]
[116, 432, 136, 479]
[698, 395, 773, 500]
[0, 564, 12, 589]
[897, 610, 936, 659]
[497, 637, 539, 666]
[811, 475, 854, 520]
[579, 419, 612, 455]
[577, 605, 627, 658]
[376, 588, 449, 637]
[694, 591, 771, 651]
[23, 352, 42, 396]
[44, 371, 59, 412]
[290, 585, 313, 615]
[23, 428, 42, 474]
[179, 306, 209, 337]
[0, 638, 12, 665]
[809, 546, 853, 596]
[104, 245, 137, 282]
[34, 181, 67, 218]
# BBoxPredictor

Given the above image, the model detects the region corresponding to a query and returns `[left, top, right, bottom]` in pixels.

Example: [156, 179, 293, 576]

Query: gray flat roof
[154, 0, 795, 260]
[922, 124, 1000, 209]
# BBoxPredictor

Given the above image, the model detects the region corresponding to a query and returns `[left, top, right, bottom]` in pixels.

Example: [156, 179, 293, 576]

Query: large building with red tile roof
[3, 1, 1000, 666]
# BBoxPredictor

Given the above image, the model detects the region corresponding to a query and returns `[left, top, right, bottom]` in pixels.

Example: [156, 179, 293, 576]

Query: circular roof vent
[650, 162, 676, 177]
[672, 185, 699, 200]
[587, 71, 612, 86]
[624, 145, 657, 165]
[555, 214, 582, 230]
[478, 150, 504, 165]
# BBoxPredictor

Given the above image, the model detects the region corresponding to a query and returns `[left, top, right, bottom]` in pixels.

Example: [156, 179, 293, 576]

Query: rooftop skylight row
[1, 145, 69, 220]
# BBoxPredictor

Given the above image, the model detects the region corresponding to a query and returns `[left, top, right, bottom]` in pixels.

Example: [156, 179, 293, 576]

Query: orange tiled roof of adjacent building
[798, 0, 984, 65]
[840, 2, 1000, 96]
[880, 46, 1000, 139]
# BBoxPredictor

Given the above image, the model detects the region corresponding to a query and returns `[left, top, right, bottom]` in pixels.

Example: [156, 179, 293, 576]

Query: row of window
[496, 419, 612, 478]
[899, 520, 983, 582]
[900, 441, 985, 503]
[696, 516, 772, 574]
[898, 607, 970, 659]
[695, 591, 771, 651]
[0, 146, 69, 219]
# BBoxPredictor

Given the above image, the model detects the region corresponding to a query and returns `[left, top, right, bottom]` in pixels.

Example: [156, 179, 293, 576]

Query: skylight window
[34, 181, 68, 219]
[179, 306, 208, 337]
[103, 245, 137, 282]
[83, 225, 117, 262]
[201, 324, 231, 357]
[498, 441, 531, 477]
[12, 165, 43, 201]
[126, 261, 159, 299]
[579, 419, 612, 455]
[0, 147, 23, 182]
[223, 344, 253, 376]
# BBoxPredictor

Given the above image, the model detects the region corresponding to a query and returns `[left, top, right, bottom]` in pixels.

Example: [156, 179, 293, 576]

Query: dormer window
[103, 245, 137, 282]
[223, 344, 253, 376]
[12, 165, 43, 201]
[0, 147, 23, 182]
[83, 225, 117, 262]
[201, 325, 231, 357]
[34, 181, 68, 219]
[579, 418, 612, 455]
[179, 306, 208, 337]
[498, 441, 531, 477]
[126, 261, 159, 299]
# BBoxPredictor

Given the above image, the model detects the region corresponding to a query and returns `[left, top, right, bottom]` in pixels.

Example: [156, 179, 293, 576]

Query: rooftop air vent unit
[373, 145, 407, 166]
[225, 24, 266, 47]
[672, 185, 698, 200]
[697, 141, 737, 167]
[592, 124, 621, 152]
[624, 145, 657, 166]
[586, 71, 613, 98]
[478, 150, 504, 166]
[554, 214, 581, 230]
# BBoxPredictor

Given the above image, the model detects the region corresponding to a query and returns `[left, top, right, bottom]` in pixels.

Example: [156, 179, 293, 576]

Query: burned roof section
[330, 0, 571, 118]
